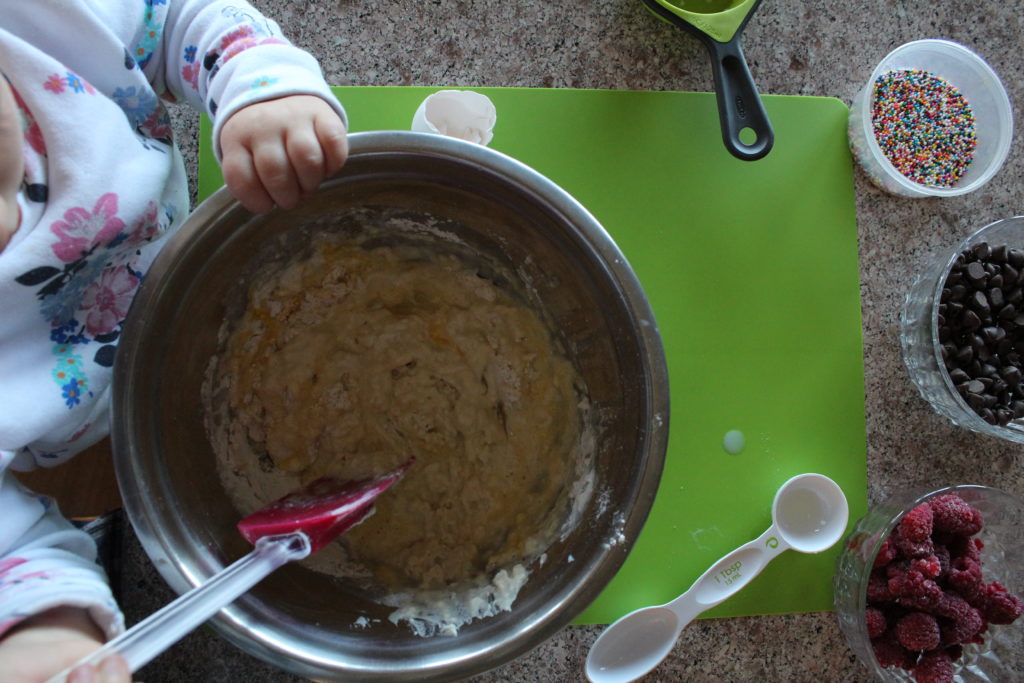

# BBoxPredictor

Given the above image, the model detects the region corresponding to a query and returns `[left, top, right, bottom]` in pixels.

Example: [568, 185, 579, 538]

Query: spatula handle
[46, 532, 310, 682]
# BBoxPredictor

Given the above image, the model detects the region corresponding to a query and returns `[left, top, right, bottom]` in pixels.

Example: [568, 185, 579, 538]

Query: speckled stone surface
[132, 1, 1024, 680]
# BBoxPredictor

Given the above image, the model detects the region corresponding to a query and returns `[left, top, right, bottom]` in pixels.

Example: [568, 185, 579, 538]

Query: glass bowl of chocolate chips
[901, 216, 1024, 442]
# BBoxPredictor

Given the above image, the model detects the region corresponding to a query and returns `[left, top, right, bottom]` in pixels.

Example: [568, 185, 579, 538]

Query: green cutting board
[198, 86, 868, 625]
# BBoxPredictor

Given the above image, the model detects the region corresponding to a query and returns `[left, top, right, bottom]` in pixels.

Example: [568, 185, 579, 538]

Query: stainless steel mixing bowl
[112, 131, 669, 681]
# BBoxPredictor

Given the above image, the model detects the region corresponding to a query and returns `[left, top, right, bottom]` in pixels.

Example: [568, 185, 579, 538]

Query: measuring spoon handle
[665, 526, 789, 627]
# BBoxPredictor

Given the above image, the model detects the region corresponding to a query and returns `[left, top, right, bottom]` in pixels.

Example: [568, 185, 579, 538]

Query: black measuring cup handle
[639, 0, 774, 161]
[705, 37, 774, 161]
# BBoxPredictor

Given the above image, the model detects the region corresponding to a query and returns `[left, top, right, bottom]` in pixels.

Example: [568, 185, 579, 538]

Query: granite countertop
[135, 1, 1024, 680]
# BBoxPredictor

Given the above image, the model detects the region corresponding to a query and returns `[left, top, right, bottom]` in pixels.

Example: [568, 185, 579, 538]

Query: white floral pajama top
[0, 0, 345, 639]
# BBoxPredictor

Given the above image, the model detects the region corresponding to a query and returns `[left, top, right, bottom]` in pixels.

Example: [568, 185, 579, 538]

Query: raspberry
[929, 494, 983, 536]
[913, 649, 954, 683]
[893, 526, 935, 558]
[912, 555, 942, 580]
[947, 556, 985, 604]
[865, 606, 887, 638]
[899, 503, 934, 542]
[931, 544, 950, 579]
[934, 590, 974, 620]
[946, 534, 983, 563]
[896, 611, 940, 651]
[981, 582, 1024, 625]
[874, 537, 898, 568]
[888, 561, 943, 609]
[872, 635, 915, 670]
[868, 567, 894, 603]
[939, 604, 984, 645]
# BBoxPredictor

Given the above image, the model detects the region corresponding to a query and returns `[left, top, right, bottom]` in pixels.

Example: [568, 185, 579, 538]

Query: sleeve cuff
[0, 555, 124, 640]
[206, 45, 347, 163]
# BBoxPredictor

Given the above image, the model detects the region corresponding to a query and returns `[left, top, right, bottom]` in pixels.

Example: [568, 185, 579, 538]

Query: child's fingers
[315, 110, 349, 176]
[251, 138, 301, 210]
[285, 126, 326, 196]
[222, 147, 275, 214]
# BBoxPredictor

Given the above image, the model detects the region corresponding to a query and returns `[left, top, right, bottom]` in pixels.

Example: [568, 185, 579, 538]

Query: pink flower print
[125, 201, 160, 246]
[43, 73, 66, 94]
[141, 109, 172, 141]
[50, 193, 125, 262]
[0, 558, 27, 580]
[181, 62, 200, 90]
[11, 85, 46, 156]
[219, 26, 256, 52]
[221, 34, 285, 64]
[79, 265, 139, 336]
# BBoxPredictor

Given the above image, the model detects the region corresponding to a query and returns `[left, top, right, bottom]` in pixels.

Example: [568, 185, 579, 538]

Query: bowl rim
[111, 130, 671, 680]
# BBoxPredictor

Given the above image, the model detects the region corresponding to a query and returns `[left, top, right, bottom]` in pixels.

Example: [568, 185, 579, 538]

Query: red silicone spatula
[47, 464, 409, 682]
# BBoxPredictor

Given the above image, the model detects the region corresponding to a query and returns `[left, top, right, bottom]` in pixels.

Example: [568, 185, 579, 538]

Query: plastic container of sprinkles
[849, 39, 1013, 198]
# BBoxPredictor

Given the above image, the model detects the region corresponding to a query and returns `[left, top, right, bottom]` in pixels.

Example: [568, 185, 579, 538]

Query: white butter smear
[384, 565, 529, 638]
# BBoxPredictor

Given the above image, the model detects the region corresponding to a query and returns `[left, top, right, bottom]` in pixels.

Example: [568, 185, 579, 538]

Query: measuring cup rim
[771, 473, 849, 552]
[649, 0, 762, 43]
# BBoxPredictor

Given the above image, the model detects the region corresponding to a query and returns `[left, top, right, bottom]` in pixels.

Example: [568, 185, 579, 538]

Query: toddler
[0, 1, 349, 680]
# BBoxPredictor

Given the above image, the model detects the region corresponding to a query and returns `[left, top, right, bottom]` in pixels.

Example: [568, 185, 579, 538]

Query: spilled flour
[202, 214, 593, 636]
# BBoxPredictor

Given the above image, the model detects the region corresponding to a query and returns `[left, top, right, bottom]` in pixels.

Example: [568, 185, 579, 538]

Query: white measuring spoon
[585, 473, 849, 683]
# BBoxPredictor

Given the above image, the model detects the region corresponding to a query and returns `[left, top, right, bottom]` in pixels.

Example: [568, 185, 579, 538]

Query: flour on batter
[204, 223, 589, 635]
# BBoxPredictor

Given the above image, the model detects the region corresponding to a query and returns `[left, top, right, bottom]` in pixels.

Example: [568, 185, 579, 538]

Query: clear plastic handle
[46, 532, 310, 682]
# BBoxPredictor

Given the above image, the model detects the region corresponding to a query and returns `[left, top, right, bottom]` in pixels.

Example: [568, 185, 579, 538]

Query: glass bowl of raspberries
[834, 485, 1024, 682]
[900, 216, 1024, 443]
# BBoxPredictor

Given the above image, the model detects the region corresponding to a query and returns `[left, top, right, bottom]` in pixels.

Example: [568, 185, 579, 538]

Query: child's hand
[220, 95, 348, 214]
[0, 606, 130, 682]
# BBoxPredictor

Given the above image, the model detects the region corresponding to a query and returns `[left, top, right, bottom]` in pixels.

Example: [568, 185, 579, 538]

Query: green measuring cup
[641, 0, 773, 161]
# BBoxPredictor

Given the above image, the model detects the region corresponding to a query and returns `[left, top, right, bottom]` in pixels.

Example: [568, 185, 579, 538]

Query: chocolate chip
[981, 326, 1006, 345]
[956, 345, 974, 364]
[1009, 249, 1024, 268]
[965, 261, 988, 286]
[970, 290, 991, 316]
[962, 309, 982, 330]
[965, 379, 986, 394]
[949, 368, 971, 384]
[972, 242, 992, 260]
[966, 392, 987, 410]
[992, 244, 1008, 263]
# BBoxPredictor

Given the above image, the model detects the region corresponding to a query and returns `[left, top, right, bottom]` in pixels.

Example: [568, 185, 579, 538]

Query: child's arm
[0, 606, 129, 683]
[156, 0, 349, 212]
[0, 462, 124, 681]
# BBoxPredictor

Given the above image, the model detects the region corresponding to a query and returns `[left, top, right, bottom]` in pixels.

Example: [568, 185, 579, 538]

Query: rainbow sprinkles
[871, 69, 978, 188]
